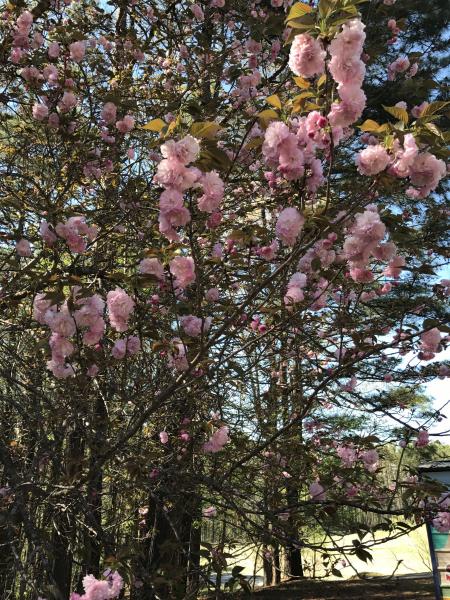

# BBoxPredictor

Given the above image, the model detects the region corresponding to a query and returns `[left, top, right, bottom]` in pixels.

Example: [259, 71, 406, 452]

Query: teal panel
[431, 530, 450, 551]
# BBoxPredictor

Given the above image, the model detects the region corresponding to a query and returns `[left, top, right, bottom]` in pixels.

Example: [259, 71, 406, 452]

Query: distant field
[217, 576, 434, 599]
[207, 526, 432, 591]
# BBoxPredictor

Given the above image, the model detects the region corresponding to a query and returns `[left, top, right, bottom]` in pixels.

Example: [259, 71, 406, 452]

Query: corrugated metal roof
[419, 460, 450, 472]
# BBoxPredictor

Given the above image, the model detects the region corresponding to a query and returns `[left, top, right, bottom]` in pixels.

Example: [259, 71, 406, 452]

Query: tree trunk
[262, 546, 273, 586]
[273, 543, 281, 584]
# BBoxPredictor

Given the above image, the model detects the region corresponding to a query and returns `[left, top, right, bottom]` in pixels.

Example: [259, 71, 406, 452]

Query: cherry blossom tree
[0, 0, 448, 598]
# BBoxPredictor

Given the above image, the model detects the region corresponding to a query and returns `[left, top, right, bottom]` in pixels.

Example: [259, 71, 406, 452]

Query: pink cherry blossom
[69, 40, 86, 62]
[203, 426, 230, 453]
[203, 506, 217, 518]
[356, 144, 390, 175]
[288, 33, 325, 78]
[59, 91, 78, 113]
[169, 256, 196, 289]
[101, 102, 117, 124]
[180, 315, 212, 337]
[107, 288, 135, 332]
[168, 338, 189, 371]
[420, 328, 441, 354]
[383, 255, 405, 279]
[138, 257, 165, 280]
[361, 449, 379, 472]
[284, 272, 307, 306]
[309, 481, 326, 501]
[161, 136, 200, 165]
[32, 103, 49, 121]
[111, 336, 141, 359]
[275, 207, 304, 246]
[197, 171, 224, 213]
[16, 238, 32, 256]
[39, 220, 57, 246]
[206, 287, 220, 302]
[115, 115, 135, 133]
[415, 429, 429, 447]
[48, 42, 60, 58]
[190, 4, 205, 20]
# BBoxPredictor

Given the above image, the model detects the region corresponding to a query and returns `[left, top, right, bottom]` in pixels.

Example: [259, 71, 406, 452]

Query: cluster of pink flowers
[284, 272, 307, 307]
[342, 205, 404, 283]
[59, 91, 78, 113]
[155, 135, 199, 241]
[288, 33, 325, 79]
[180, 315, 212, 337]
[328, 19, 366, 127]
[432, 495, 450, 533]
[106, 288, 135, 332]
[111, 336, 141, 359]
[39, 220, 57, 246]
[190, 3, 205, 21]
[356, 144, 390, 176]
[169, 256, 196, 289]
[10, 10, 34, 64]
[257, 239, 279, 261]
[55, 217, 98, 253]
[357, 132, 446, 197]
[415, 429, 430, 447]
[70, 571, 123, 600]
[420, 328, 442, 360]
[336, 445, 357, 467]
[203, 425, 230, 453]
[275, 207, 304, 247]
[138, 257, 165, 280]
[167, 338, 189, 371]
[263, 110, 344, 190]
[405, 152, 446, 199]
[33, 289, 107, 378]
[232, 69, 261, 104]
[69, 40, 86, 62]
[16, 238, 32, 256]
[263, 121, 304, 181]
[298, 234, 337, 274]
[360, 449, 379, 472]
[33, 295, 75, 378]
[388, 56, 417, 80]
[309, 481, 326, 501]
[115, 114, 135, 133]
[197, 170, 224, 213]
[73, 290, 105, 346]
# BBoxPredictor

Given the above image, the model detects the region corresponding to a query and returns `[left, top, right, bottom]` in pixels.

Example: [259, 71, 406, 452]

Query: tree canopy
[0, 0, 449, 598]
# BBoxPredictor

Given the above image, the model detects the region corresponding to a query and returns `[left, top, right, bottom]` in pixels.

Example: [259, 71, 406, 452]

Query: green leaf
[293, 75, 311, 89]
[258, 108, 279, 128]
[266, 94, 282, 110]
[238, 577, 252, 594]
[358, 119, 379, 132]
[382, 105, 409, 125]
[420, 101, 450, 117]
[332, 567, 343, 577]
[244, 136, 263, 150]
[318, 0, 336, 17]
[141, 118, 166, 132]
[288, 13, 316, 30]
[355, 547, 372, 563]
[190, 121, 222, 139]
[196, 140, 231, 172]
[424, 122, 443, 139]
[231, 565, 245, 577]
[286, 1, 313, 22]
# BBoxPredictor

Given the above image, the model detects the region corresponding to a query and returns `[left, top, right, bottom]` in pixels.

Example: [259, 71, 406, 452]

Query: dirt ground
[223, 576, 435, 599]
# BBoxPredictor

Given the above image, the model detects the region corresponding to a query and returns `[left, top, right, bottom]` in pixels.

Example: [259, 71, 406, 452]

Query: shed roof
[418, 459, 450, 473]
